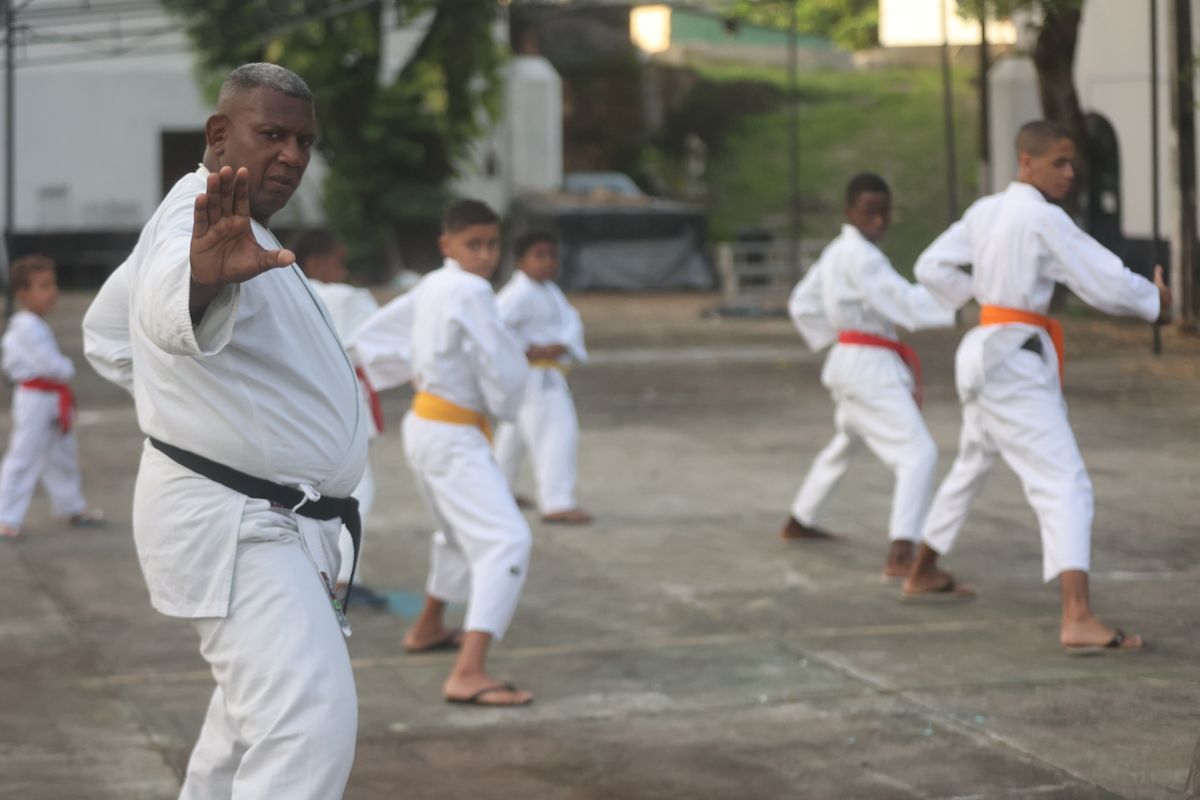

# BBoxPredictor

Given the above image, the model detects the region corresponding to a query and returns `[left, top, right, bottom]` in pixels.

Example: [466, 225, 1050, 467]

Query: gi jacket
[83, 166, 368, 617]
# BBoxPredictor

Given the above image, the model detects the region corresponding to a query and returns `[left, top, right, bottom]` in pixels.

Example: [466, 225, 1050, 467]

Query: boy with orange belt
[351, 200, 534, 705]
[785, 173, 953, 577]
[906, 121, 1170, 655]
[0, 255, 103, 537]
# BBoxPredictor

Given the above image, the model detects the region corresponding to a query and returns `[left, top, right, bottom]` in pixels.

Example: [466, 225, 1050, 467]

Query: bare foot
[882, 540, 915, 578]
[542, 508, 593, 525]
[444, 673, 533, 706]
[902, 568, 975, 598]
[404, 624, 464, 654]
[780, 516, 835, 541]
[69, 509, 106, 528]
[0, 524, 20, 539]
[1061, 616, 1143, 652]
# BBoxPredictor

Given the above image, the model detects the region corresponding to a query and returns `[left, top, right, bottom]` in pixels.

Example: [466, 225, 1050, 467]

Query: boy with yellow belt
[351, 200, 534, 705]
[906, 121, 1171, 655]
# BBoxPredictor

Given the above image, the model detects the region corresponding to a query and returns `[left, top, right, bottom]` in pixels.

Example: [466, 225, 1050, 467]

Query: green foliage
[726, 0, 879, 51]
[670, 61, 979, 275]
[160, 0, 505, 278]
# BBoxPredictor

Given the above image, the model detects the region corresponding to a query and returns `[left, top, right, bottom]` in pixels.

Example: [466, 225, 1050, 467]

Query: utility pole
[978, 0, 991, 196]
[1151, 0, 1163, 353]
[787, 0, 800, 280]
[3, 0, 14, 322]
[1169, 0, 1197, 328]
[939, 0, 959, 221]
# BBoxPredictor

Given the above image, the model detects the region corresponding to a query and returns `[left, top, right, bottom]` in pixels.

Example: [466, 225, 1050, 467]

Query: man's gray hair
[217, 63, 312, 106]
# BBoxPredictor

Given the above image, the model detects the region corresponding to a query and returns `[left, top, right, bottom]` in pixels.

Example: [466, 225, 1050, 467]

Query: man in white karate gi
[784, 173, 954, 577]
[295, 229, 387, 608]
[904, 120, 1170, 655]
[493, 231, 592, 524]
[352, 200, 534, 706]
[83, 64, 368, 796]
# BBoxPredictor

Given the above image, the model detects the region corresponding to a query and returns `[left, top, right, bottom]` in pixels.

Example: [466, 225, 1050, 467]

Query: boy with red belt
[0, 255, 102, 538]
[783, 173, 953, 577]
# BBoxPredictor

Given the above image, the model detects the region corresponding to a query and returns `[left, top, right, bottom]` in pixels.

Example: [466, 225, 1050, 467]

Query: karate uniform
[83, 166, 368, 799]
[492, 270, 588, 515]
[307, 278, 380, 586]
[915, 181, 1160, 581]
[0, 311, 88, 527]
[787, 224, 954, 542]
[351, 259, 530, 638]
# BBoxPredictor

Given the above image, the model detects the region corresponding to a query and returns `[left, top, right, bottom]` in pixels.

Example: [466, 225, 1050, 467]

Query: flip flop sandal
[900, 577, 977, 603]
[404, 629, 464, 654]
[1063, 628, 1142, 657]
[445, 682, 533, 707]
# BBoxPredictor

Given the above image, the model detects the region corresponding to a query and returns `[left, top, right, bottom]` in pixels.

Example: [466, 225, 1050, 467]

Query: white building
[0, 1, 561, 275]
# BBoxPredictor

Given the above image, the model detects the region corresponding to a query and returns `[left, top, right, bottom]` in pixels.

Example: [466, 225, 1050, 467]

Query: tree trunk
[1032, 5, 1089, 217]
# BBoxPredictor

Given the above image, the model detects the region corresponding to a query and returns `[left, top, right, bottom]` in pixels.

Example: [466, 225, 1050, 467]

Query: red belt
[837, 331, 923, 407]
[355, 366, 385, 434]
[20, 378, 75, 433]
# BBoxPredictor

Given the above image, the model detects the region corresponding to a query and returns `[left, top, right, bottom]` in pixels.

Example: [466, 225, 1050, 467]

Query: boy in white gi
[0, 255, 103, 538]
[905, 120, 1171, 655]
[783, 173, 953, 577]
[494, 231, 592, 524]
[83, 65, 368, 796]
[352, 200, 534, 706]
[295, 230, 386, 608]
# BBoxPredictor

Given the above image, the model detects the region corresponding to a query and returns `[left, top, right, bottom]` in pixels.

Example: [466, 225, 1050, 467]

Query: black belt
[148, 437, 361, 615]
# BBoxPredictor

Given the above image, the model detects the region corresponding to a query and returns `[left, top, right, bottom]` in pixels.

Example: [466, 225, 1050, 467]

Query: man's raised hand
[189, 166, 294, 312]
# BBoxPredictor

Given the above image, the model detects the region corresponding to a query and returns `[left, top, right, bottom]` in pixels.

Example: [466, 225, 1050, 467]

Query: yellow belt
[411, 392, 493, 441]
[529, 358, 570, 375]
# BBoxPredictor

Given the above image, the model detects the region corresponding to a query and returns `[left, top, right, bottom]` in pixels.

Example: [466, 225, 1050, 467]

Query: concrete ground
[2, 290, 1199, 800]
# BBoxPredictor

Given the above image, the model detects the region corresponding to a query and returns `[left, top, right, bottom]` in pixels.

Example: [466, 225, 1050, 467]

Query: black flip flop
[404, 629, 464, 654]
[445, 682, 533, 707]
[1063, 628, 1142, 657]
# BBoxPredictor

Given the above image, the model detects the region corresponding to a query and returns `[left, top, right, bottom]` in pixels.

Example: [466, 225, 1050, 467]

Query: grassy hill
[657, 62, 983, 276]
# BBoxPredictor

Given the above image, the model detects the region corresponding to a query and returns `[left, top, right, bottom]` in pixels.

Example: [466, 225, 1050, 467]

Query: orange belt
[529, 358, 570, 374]
[20, 378, 75, 433]
[979, 305, 1064, 383]
[411, 391, 492, 441]
[354, 366, 385, 434]
[837, 331, 923, 407]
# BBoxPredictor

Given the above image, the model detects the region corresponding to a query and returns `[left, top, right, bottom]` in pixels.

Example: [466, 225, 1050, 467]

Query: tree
[963, 1, 1088, 211]
[726, 0, 879, 52]
[161, 0, 505, 278]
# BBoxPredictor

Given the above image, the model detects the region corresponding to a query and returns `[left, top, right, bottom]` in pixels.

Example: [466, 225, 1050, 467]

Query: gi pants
[176, 500, 356, 799]
[791, 381, 938, 543]
[494, 367, 580, 515]
[922, 347, 1092, 582]
[403, 412, 531, 639]
[0, 387, 86, 527]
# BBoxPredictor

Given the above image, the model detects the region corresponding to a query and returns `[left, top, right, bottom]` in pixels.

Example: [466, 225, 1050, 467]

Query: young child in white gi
[351, 199, 534, 706]
[784, 173, 954, 577]
[0, 255, 103, 538]
[493, 231, 592, 525]
[295, 229, 386, 608]
[905, 120, 1171, 655]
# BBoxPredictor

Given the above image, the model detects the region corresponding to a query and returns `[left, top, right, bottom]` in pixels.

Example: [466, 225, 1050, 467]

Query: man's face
[845, 190, 891, 243]
[207, 88, 315, 223]
[1021, 137, 1076, 201]
[18, 269, 58, 316]
[519, 241, 559, 282]
[440, 223, 502, 278]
